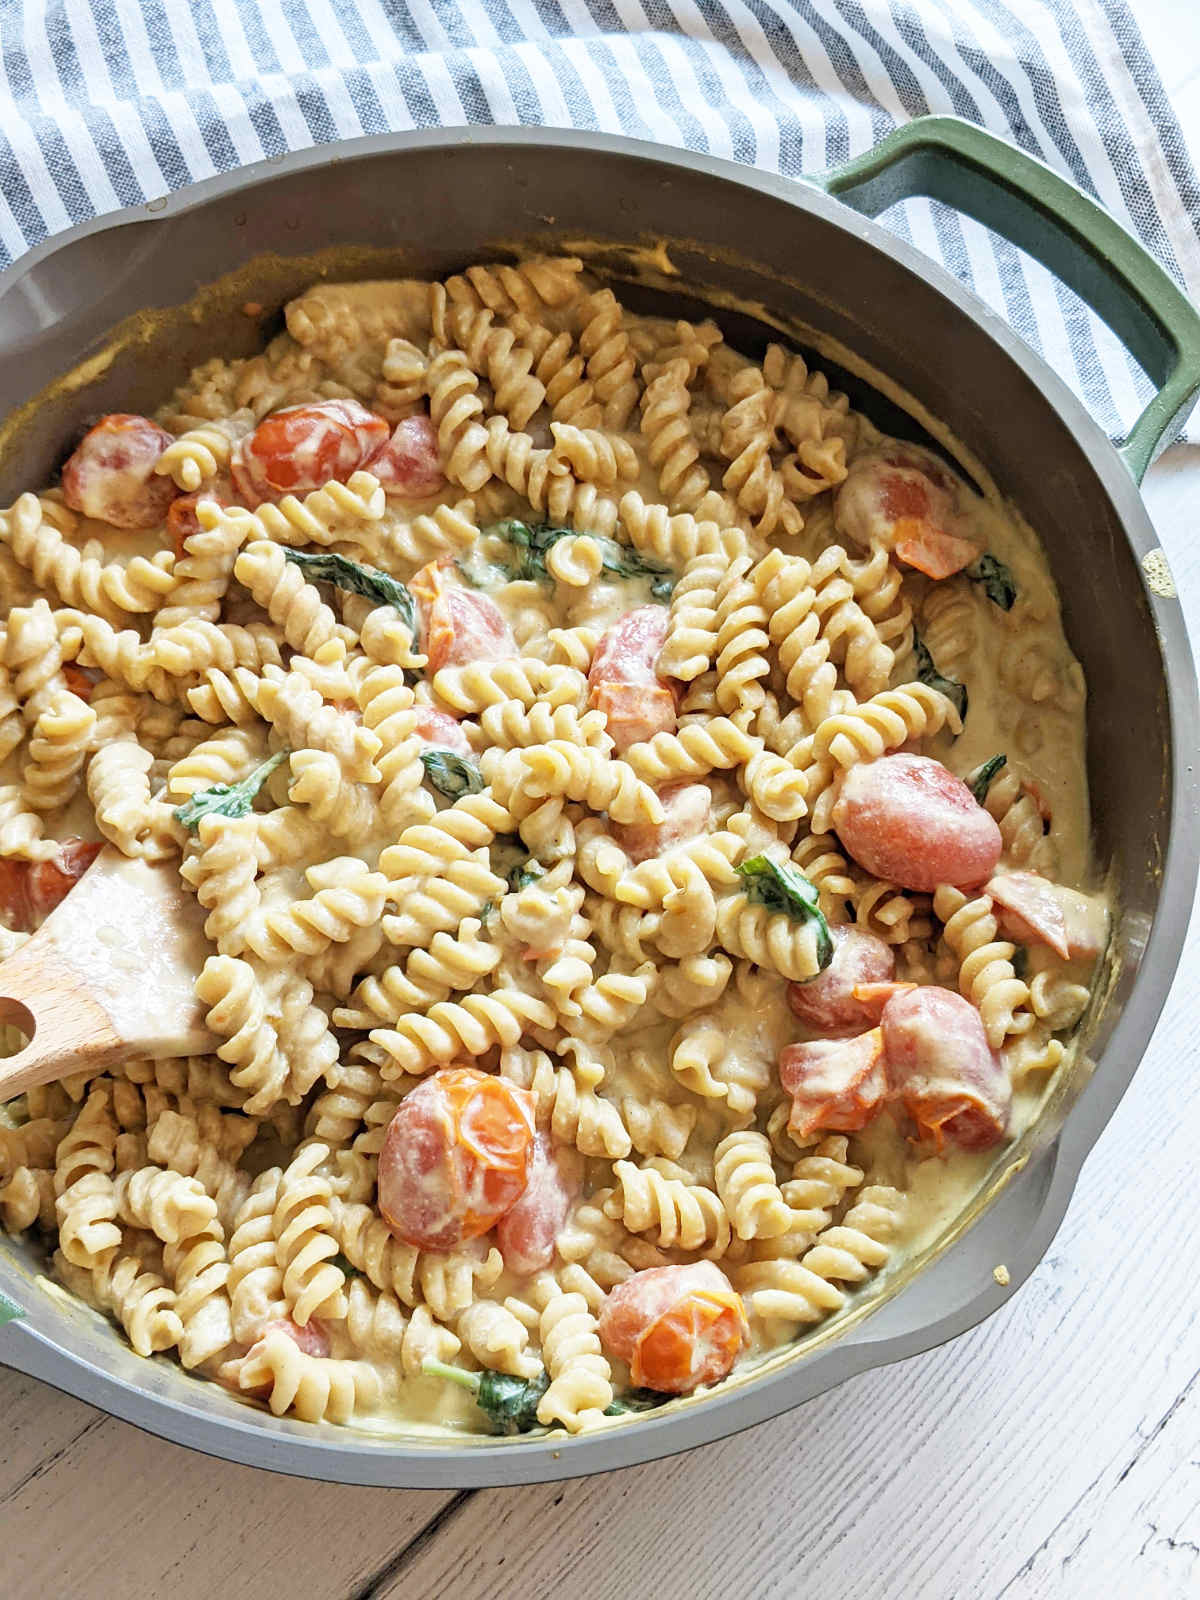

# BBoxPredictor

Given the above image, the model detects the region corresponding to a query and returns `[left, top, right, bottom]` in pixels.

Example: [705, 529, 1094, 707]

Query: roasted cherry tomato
[612, 781, 710, 864]
[413, 705, 474, 757]
[0, 839, 101, 934]
[599, 1262, 749, 1393]
[62, 664, 98, 703]
[495, 1132, 580, 1277]
[166, 475, 234, 558]
[409, 558, 516, 674]
[986, 871, 1109, 962]
[779, 1028, 888, 1138]
[230, 398, 390, 504]
[61, 414, 178, 529]
[377, 1068, 537, 1251]
[881, 986, 1010, 1152]
[234, 1317, 331, 1397]
[834, 444, 978, 579]
[588, 605, 677, 750]
[787, 925, 896, 1034]
[831, 753, 1002, 894]
[371, 415, 445, 498]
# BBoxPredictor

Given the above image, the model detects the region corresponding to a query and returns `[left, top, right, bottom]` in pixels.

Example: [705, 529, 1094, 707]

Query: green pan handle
[814, 115, 1200, 483]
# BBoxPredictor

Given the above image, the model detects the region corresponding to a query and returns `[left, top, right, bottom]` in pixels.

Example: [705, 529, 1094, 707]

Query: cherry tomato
[588, 605, 677, 750]
[834, 445, 977, 578]
[61, 414, 179, 529]
[495, 1132, 580, 1276]
[377, 1068, 536, 1251]
[62, 664, 98, 702]
[779, 1028, 888, 1138]
[0, 839, 102, 933]
[787, 926, 896, 1034]
[987, 871, 1109, 962]
[881, 986, 1010, 1152]
[612, 781, 710, 864]
[413, 706, 474, 757]
[410, 558, 516, 674]
[166, 475, 234, 558]
[371, 415, 445, 498]
[230, 398, 389, 504]
[234, 1317, 331, 1397]
[256, 1316, 330, 1359]
[831, 754, 1002, 894]
[599, 1262, 748, 1394]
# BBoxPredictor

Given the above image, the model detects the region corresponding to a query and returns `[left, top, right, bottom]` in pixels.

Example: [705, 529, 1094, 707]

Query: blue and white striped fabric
[1, 1, 1198, 441]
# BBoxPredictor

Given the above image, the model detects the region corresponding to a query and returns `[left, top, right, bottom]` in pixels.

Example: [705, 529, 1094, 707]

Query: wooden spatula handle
[0, 938, 126, 1098]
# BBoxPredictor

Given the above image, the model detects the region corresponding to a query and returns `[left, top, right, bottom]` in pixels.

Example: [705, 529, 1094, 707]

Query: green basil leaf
[968, 553, 1017, 611]
[1012, 946, 1029, 980]
[420, 748, 484, 799]
[506, 860, 544, 893]
[482, 519, 676, 594]
[283, 549, 416, 634]
[913, 630, 968, 723]
[735, 855, 834, 972]
[969, 753, 1007, 804]
[173, 749, 289, 832]
[604, 1388, 671, 1416]
[476, 1368, 552, 1435]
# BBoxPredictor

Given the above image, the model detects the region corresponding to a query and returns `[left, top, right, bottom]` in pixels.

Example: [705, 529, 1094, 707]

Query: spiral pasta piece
[0, 494, 176, 622]
[720, 365, 802, 537]
[235, 1329, 381, 1423]
[56, 1246, 183, 1357]
[537, 1289, 614, 1432]
[933, 885, 1033, 1050]
[604, 1159, 731, 1256]
[713, 554, 772, 718]
[22, 689, 95, 812]
[714, 1130, 794, 1240]
[272, 1142, 348, 1326]
[155, 419, 238, 490]
[368, 989, 556, 1079]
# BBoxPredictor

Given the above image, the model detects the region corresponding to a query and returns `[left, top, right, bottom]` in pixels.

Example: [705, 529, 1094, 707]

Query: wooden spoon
[0, 846, 215, 1099]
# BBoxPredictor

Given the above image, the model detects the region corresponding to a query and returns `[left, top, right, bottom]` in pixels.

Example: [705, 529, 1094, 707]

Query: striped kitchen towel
[0, 0, 1198, 442]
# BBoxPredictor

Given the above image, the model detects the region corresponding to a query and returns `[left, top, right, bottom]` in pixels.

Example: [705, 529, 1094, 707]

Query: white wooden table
[1, 445, 1196, 1599]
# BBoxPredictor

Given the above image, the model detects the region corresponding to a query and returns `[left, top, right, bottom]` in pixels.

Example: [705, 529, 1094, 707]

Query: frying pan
[0, 116, 1196, 1486]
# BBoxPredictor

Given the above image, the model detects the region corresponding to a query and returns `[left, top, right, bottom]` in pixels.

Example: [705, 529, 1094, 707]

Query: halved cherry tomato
[588, 605, 677, 751]
[835, 444, 977, 578]
[611, 781, 710, 864]
[371, 414, 445, 498]
[893, 523, 980, 581]
[881, 986, 1009, 1152]
[599, 1262, 748, 1393]
[377, 1068, 536, 1251]
[413, 706, 473, 757]
[831, 754, 1002, 894]
[0, 839, 102, 933]
[779, 1028, 888, 1137]
[787, 925, 895, 1034]
[61, 414, 179, 529]
[410, 558, 516, 674]
[495, 1132, 580, 1277]
[230, 398, 390, 504]
[986, 871, 1109, 962]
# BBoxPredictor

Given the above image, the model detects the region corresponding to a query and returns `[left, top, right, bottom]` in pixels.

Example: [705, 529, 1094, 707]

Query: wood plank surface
[1, 450, 1197, 1599]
